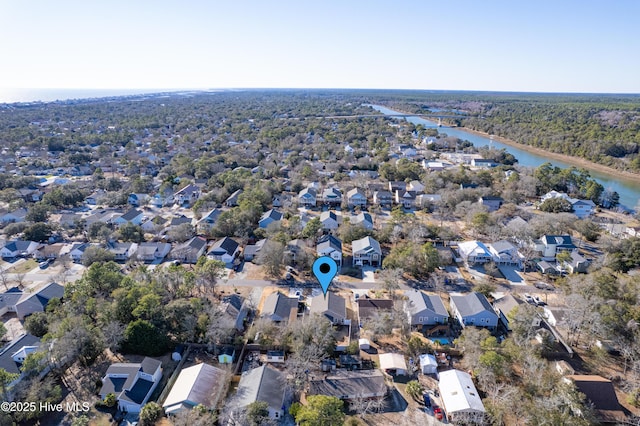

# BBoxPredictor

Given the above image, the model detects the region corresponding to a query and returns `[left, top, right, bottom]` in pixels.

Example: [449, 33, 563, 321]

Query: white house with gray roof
[352, 236, 382, 267]
[309, 292, 347, 325]
[346, 188, 367, 208]
[449, 292, 498, 330]
[319, 210, 340, 231]
[262, 292, 298, 323]
[352, 212, 373, 230]
[0, 282, 64, 319]
[230, 365, 287, 421]
[99, 357, 162, 413]
[162, 363, 226, 415]
[457, 241, 492, 264]
[488, 240, 523, 266]
[316, 235, 342, 267]
[404, 290, 449, 327]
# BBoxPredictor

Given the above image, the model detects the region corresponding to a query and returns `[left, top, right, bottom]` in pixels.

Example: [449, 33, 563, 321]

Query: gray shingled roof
[262, 292, 298, 320]
[233, 365, 285, 411]
[404, 290, 448, 317]
[309, 292, 346, 322]
[308, 369, 386, 399]
[450, 292, 494, 317]
[0, 334, 40, 375]
[352, 236, 381, 255]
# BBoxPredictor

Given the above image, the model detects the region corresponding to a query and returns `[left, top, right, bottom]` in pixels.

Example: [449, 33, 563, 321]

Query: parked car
[524, 293, 535, 304]
[423, 393, 431, 408]
[39, 259, 51, 269]
[434, 407, 444, 420]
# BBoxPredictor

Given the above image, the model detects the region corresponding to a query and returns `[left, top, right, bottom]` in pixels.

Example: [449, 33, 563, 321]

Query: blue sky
[1, 0, 639, 93]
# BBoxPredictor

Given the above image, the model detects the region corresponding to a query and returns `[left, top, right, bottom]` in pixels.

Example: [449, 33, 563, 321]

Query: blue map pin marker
[313, 256, 338, 296]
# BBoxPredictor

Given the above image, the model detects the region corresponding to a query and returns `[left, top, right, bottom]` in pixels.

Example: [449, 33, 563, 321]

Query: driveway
[498, 265, 526, 285]
[362, 266, 376, 283]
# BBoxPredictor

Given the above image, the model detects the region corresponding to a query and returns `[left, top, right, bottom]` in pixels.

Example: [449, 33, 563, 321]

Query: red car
[434, 407, 444, 420]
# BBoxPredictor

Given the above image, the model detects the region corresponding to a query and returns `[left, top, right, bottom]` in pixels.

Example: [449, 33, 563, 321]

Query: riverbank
[457, 125, 640, 185]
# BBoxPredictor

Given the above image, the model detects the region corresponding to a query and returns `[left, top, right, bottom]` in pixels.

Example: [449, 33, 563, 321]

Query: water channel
[370, 105, 640, 210]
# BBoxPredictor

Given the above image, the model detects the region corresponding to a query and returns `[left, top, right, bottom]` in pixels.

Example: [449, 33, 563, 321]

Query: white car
[524, 294, 535, 304]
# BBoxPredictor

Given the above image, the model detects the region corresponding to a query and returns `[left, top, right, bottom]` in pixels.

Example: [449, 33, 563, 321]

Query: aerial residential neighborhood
[0, 90, 639, 426]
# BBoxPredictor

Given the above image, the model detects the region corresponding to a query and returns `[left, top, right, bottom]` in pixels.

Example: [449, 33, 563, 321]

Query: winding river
[370, 105, 640, 210]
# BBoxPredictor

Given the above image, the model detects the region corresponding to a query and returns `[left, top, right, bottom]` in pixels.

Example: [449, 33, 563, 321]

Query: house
[135, 242, 171, 263]
[85, 190, 105, 206]
[174, 184, 201, 206]
[316, 235, 342, 268]
[438, 369, 486, 423]
[537, 260, 560, 275]
[352, 236, 382, 267]
[225, 189, 242, 207]
[535, 235, 576, 260]
[168, 215, 192, 229]
[197, 208, 222, 232]
[357, 298, 394, 323]
[471, 158, 498, 168]
[564, 251, 590, 274]
[373, 190, 393, 207]
[395, 190, 417, 209]
[1, 240, 40, 259]
[408, 180, 425, 193]
[0, 334, 42, 388]
[284, 239, 309, 264]
[540, 191, 595, 218]
[244, 238, 266, 262]
[379, 353, 407, 376]
[571, 199, 596, 218]
[162, 363, 227, 415]
[564, 375, 626, 424]
[261, 292, 299, 323]
[18, 188, 43, 202]
[457, 241, 492, 264]
[148, 192, 167, 208]
[128, 193, 150, 206]
[69, 242, 93, 262]
[266, 350, 285, 363]
[33, 243, 66, 260]
[319, 211, 340, 231]
[308, 370, 387, 401]
[99, 357, 163, 413]
[479, 196, 503, 212]
[298, 187, 317, 208]
[170, 236, 208, 264]
[492, 293, 529, 331]
[419, 354, 438, 374]
[218, 347, 235, 364]
[352, 212, 373, 230]
[0, 208, 27, 224]
[114, 208, 144, 226]
[230, 365, 286, 421]
[488, 240, 523, 266]
[107, 242, 138, 262]
[388, 181, 406, 193]
[449, 292, 499, 330]
[346, 188, 367, 208]
[221, 294, 249, 332]
[415, 193, 443, 209]
[0, 282, 64, 319]
[258, 209, 283, 229]
[321, 187, 342, 206]
[207, 237, 240, 266]
[404, 290, 449, 328]
[309, 292, 347, 324]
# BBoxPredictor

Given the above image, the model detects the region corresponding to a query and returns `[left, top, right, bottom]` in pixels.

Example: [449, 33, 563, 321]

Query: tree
[25, 203, 50, 222]
[123, 319, 169, 356]
[23, 222, 53, 242]
[295, 395, 345, 426]
[302, 217, 322, 239]
[117, 223, 145, 243]
[539, 197, 573, 213]
[257, 240, 285, 277]
[246, 401, 271, 426]
[81, 246, 115, 266]
[168, 223, 195, 243]
[103, 392, 117, 407]
[406, 380, 423, 400]
[194, 258, 225, 296]
[377, 268, 403, 295]
[24, 312, 48, 337]
[0, 368, 18, 401]
[139, 402, 163, 426]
